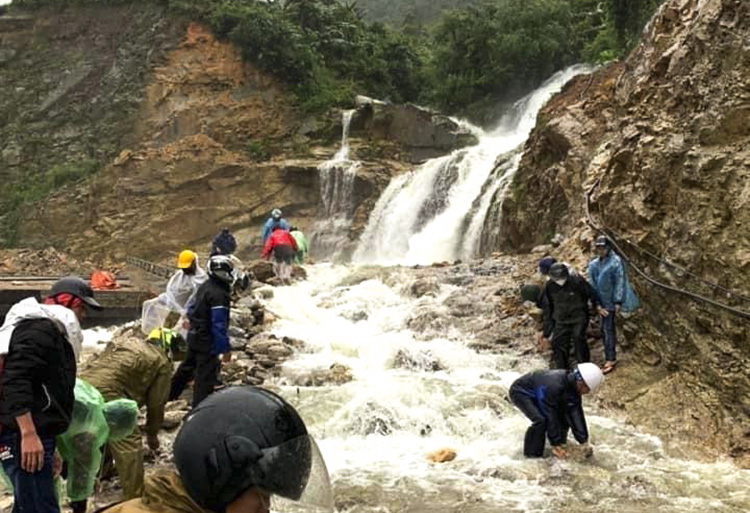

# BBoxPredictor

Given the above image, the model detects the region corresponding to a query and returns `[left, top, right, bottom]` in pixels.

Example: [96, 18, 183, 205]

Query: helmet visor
[260, 435, 333, 512]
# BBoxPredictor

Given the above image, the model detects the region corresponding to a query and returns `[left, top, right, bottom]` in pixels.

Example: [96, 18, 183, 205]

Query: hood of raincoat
[0, 297, 83, 360]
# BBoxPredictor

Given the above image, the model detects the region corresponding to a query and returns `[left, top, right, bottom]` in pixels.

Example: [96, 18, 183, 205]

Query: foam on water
[264, 265, 750, 512]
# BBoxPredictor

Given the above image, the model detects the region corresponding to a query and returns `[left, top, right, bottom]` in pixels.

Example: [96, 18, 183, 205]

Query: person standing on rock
[587, 236, 626, 374]
[170, 255, 234, 408]
[262, 225, 299, 285]
[0, 277, 102, 513]
[542, 263, 606, 369]
[289, 226, 309, 264]
[509, 363, 603, 459]
[95, 386, 334, 513]
[79, 327, 175, 500]
[211, 227, 237, 257]
[261, 208, 290, 244]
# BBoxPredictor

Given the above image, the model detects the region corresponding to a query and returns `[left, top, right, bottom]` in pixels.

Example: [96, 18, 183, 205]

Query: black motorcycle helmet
[207, 255, 236, 286]
[548, 263, 570, 281]
[173, 387, 332, 512]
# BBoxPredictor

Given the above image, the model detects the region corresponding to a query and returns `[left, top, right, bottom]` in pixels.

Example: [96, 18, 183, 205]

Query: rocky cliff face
[500, 0, 750, 462]
[4, 9, 472, 262]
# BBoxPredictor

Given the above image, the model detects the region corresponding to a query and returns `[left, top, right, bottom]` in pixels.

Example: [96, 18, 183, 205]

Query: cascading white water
[265, 266, 750, 512]
[310, 110, 360, 261]
[354, 66, 590, 266]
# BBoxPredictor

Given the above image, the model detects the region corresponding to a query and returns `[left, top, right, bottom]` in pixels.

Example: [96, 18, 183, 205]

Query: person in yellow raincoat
[79, 328, 177, 500]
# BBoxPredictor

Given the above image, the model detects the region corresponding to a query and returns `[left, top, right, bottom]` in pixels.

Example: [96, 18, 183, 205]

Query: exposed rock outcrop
[4, 12, 474, 260]
[499, 0, 750, 463]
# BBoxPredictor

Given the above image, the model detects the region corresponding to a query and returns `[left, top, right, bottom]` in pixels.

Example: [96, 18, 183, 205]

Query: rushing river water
[265, 265, 750, 513]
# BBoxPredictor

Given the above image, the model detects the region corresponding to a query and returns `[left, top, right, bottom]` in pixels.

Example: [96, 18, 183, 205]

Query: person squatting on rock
[289, 226, 309, 264]
[262, 225, 299, 285]
[57, 379, 138, 513]
[97, 386, 334, 513]
[79, 328, 176, 500]
[210, 228, 237, 257]
[509, 363, 603, 459]
[0, 277, 102, 513]
[542, 263, 606, 369]
[587, 236, 625, 374]
[261, 208, 290, 245]
[170, 256, 234, 408]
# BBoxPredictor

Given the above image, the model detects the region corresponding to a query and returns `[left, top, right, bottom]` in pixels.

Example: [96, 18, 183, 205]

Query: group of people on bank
[512, 234, 639, 459]
[0, 210, 323, 513]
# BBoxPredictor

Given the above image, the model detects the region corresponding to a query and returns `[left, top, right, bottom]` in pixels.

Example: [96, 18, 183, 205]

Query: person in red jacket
[262, 226, 299, 285]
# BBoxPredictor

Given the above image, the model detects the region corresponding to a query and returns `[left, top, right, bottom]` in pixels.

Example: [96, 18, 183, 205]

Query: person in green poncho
[57, 379, 138, 513]
[289, 226, 309, 264]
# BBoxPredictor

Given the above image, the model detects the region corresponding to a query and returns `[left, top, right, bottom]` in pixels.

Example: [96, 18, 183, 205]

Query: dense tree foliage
[10, 0, 663, 118]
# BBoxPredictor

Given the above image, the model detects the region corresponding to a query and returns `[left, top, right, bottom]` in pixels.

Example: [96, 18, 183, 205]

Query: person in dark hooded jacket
[542, 263, 606, 369]
[210, 228, 237, 257]
[169, 256, 233, 408]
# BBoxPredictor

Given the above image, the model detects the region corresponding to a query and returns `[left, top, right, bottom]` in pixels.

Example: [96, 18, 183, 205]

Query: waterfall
[353, 66, 590, 266]
[310, 110, 360, 261]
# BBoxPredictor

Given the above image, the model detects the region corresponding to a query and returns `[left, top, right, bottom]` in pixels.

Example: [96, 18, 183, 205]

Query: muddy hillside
[498, 0, 750, 463]
[0, 4, 473, 260]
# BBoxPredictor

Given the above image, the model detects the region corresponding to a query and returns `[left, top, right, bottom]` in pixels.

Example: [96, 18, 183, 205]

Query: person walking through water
[261, 208, 290, 244]
[262, 225, 299, 285]
[289, 226, 309, 264]
[588, 236, 626, 374]
[509, 363, 603, 459]
[542, 263, 606, 369]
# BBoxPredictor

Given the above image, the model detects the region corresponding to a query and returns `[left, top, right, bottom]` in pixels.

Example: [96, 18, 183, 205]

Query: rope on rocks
[585, 178, 750, 320]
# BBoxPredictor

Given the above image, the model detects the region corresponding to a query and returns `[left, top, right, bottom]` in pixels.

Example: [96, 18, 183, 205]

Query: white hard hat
[576, 363, 604, 393]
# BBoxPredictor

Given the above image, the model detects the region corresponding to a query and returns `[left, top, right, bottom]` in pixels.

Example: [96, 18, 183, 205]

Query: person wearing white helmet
[508, 362, 603, 459]
[261, 208, 290, 244]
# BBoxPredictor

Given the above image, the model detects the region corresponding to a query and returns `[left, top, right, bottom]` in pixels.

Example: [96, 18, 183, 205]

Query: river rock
[161, 411, 184, 430]
[427, 448, 457, 463]
[393, 349, 444, 372]
[255, 286, 275, 300]
[267, 344, 293, 359]
[409, 277, 440, 298]
[249, 260, 275, 283]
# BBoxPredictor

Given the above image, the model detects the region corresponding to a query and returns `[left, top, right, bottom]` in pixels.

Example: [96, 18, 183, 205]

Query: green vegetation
[1, 158, 99, 245]
[9, 0, 664, 118]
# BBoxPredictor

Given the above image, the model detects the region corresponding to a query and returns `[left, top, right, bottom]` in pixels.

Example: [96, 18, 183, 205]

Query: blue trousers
[601, 310, 617, 361]
[0, 431, 59, 513]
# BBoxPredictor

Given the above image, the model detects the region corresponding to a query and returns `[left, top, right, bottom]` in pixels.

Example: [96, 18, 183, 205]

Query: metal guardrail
[125, 257, 173, 279]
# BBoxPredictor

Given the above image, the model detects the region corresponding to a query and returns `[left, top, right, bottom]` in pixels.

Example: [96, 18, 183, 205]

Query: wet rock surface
[498, 0, 750, 463]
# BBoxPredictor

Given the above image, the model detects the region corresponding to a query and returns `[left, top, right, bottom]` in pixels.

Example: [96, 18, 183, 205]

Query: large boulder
[352, 97, 478, 162]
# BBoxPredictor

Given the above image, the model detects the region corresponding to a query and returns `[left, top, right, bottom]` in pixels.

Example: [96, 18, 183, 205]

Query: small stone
[427, 448, 457, 463]
[268, 345, 293, 359]
[161, 411, 184, 430]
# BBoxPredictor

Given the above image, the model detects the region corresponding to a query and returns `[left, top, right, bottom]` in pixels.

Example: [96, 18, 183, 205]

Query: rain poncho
[141, 268, 207, 336]
[0, 296, 83, 361]
[56, 379, 138, 502]
[588, 252, 640, 311]
[291, 229, 309, 263]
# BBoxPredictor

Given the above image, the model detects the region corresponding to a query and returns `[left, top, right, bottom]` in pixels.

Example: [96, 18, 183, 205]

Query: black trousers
[551, 319, 589, 370]
[169, 347, 220, 408]
[509, 386, 548, 457]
